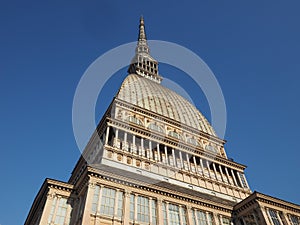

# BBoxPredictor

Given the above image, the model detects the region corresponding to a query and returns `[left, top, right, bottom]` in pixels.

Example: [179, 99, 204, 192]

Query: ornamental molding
[107, 119, 246, 171]
[114, 98, 224, 144]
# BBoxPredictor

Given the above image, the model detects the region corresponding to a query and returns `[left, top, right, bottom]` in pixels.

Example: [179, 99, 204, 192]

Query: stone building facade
[25, 17, 300, 225]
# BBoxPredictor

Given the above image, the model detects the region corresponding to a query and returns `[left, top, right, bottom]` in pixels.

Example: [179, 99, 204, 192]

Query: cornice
[86, 166, 234, 213]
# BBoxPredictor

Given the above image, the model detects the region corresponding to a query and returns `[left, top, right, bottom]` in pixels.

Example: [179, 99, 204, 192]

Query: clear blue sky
[1, 1, 300, 224]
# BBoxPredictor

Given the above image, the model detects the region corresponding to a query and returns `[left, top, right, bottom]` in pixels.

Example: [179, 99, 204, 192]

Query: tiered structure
[25, 17, 300, 225]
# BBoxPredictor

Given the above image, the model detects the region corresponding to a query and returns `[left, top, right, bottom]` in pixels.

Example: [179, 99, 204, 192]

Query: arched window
[148, 123, 164, 133]
[126, 116, 143, 126]
[168, 131, 183, 140]
[187, 138, 198, 146]
[205, 145, 218, 153]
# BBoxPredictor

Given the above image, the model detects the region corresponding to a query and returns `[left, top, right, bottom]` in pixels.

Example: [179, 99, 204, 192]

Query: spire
[136, 15, 149, 54]
[128, 17, 162, 83]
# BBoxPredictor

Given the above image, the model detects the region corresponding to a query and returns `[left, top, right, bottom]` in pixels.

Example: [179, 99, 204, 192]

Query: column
[187, 205, 195, 225]
[149, 141, 153, 159]
[157, 143, 161, 161]
[134, 194, 138, 222]
[225, 167, 233, 185]
[164, 146, 168, 165]
[194, 209, 199, 225]
[206, 212, 212, 225]
[218, 165, 225, 182]
[105, 126, 110, 145]
[157, 198, 164, 225]
[212, 163, 218, 181]
[186, 153, 191, 171]
[165, 202, 169, 223]
[276, 211, 284, 225]
[115, 129, 119, 139]
[262, 208, 273, 225]
[149, 197, 153, 224]
[123, 190, 131, 225]
[281, 212, 290, 225]
[230, 169, 239, 187]
[132, 135, 136, 154]
[219, 214, 223, 225]
[199, 158, 204, 175]
[172, 149, 176, 167]
[179, 151, 183, 169]
[141, 138, 144, 156]
[81, 182, 96, 224]
[206, 160, 212, 178]
[213, 213, 220, 225]
[123, 132, 127, 151]
[193, 156, 198, 173]
[236, 172, 244, 188]
[114, 129, 119, 148]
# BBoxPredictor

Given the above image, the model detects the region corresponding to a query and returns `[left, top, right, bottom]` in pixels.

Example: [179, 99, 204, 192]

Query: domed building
[25, 17, 300, 225]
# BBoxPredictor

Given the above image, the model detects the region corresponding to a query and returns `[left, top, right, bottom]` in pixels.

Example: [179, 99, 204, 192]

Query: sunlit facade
[25, 17, 300, 225]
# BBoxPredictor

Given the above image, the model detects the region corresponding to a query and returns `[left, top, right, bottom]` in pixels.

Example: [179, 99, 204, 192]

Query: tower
[25, 17, 300, 225]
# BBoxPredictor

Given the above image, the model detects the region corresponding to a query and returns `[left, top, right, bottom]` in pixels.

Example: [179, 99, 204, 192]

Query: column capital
[46, 193, 55, 200]
[88, 181, 96, 189]
[157, 198, 163, 206]
[125, 190, 131, 198]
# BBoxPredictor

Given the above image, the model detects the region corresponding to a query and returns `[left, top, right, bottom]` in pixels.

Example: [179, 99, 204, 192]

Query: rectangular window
[163, 202, 168, 225]
[92, 185, 100, 213]
[169, 204, 181, 225]
[137, 196, 150, 222]
[193, 210, 213, 225]
[130, 194, 157, 224]
[238, 172, 248, 188]
[268, 209, 281, 225]
[290, 214, 300, 225]
[100, 187, 116, 216]
[151, 199, 157, 225]
[117, 191, 123, 218]
[47, 197, 57, 224]
[54, 198, 68, 225]
[181, 207, 187, 225]
[163, 202, 187, 225]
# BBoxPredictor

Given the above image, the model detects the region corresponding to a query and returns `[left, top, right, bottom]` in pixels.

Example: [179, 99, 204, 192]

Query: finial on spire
[140, 15, 144, 24]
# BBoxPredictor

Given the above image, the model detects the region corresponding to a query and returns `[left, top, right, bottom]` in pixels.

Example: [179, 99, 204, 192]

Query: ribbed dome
[116, 74, 216, 136]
